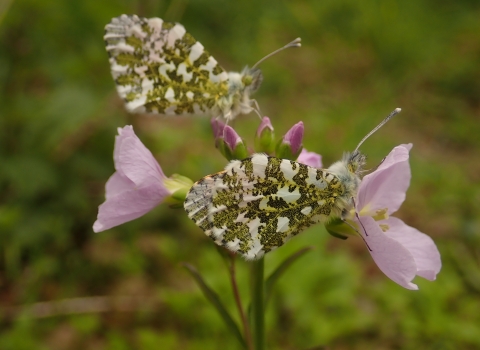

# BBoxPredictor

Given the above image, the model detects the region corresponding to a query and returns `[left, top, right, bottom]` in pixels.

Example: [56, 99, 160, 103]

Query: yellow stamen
[379, 223, 389, 232]
[372, 207, 389, 221]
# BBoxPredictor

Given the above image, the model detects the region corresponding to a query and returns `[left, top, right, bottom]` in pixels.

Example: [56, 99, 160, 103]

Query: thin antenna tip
[251, 37, 302, 69]
[289, 37, 302, 48]
[353, 107, 402, 152]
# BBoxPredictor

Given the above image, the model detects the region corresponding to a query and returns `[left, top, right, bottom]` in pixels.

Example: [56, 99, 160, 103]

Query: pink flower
[93, 126, 171, 232]
[296, 149, 322, 168]
[354, 144, 441, 290]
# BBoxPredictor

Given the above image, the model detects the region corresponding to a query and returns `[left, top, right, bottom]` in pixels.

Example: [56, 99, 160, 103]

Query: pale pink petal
[94, 126, 170, 232]
[376, 143, 413, 172]
[104, 172, 133, 200]
[359, 216, 419, 290]
[357, 144, 412, 215]
[296, 149, 322, 168]
[93, 180, 169, 232]
[384, 217, 441, 280]
[115, 126, 165, 185]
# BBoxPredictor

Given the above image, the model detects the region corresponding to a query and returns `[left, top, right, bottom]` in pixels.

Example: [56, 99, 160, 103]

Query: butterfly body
[184, 153, 364, 260]
[104, 15, 262, 120]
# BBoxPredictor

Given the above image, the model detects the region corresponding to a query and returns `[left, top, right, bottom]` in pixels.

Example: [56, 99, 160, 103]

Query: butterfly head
[326, 153, 364, 220]
[221, 70, 262, 120]
[346, 150, 367, 175]
[326, 108, 402, 219]
[241, 67, 263, 93]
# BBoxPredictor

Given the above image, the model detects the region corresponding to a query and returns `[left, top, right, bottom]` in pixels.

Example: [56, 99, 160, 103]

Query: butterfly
[104, 14, 300, 121]
[184, 109, 401, 259]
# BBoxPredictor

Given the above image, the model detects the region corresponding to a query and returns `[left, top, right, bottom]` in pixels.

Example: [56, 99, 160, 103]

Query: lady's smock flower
[353, 144, 441, 289]
[93, 126, 190, 232]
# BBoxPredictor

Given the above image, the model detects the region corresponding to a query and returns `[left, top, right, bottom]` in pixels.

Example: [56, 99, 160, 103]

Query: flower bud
[254, 116, 275, 154]
[218, 125, 248, 160]
[211, 118, 227, 147]
[276, 121, 304, 160]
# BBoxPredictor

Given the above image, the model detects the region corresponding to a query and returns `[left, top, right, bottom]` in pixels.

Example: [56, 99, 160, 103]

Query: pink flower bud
[283, 121, 304, 155]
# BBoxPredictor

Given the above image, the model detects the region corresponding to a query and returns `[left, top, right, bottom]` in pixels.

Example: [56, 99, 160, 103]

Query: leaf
[181, 263, 246, 348]
[265, 246, 314, 306]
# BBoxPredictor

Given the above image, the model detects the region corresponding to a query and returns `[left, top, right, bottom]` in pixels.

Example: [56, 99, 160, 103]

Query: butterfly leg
[250, 99, 262, 120]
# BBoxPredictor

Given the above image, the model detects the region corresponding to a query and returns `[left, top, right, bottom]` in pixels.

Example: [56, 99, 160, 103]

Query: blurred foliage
[1, 0, 480, 349]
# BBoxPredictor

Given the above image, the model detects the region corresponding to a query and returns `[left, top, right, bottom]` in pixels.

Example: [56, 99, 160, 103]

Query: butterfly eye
[242, 75, 253, 87]
[242, 69, 263, 92]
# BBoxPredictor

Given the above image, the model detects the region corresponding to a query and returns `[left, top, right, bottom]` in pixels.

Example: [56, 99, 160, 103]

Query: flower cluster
[94, 120, 440, 289]
[94, 119, 315, 230]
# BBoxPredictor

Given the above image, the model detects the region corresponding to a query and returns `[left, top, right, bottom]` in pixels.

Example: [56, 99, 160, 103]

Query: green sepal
[170, 173, 193, 186]
[275, 139, 303, 160]
[170, 188, 189, 202]
[325, 217, 358, 240]
[216, 138, 229, 160]
[217, 138, 248, 161]
[254, 127, 275, 154]
[232, 141, 248, 160]
[265, 246, 314, 307]
[167, 202, 185, 209]
[163, 174, 194, 207]
[182, 263, 247, 348]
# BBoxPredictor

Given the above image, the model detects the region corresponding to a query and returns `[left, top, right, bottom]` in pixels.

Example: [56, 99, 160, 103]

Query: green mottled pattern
[184, 154, 348, 260]
[105, 15, 229, 115]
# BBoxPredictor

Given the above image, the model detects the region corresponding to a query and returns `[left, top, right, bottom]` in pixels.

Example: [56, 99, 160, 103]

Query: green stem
[251, 258, 265, 350]
[229, 255, 253, 350]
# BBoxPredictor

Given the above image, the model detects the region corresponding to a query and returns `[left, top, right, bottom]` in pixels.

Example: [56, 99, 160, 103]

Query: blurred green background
[1, 0, 479, 349]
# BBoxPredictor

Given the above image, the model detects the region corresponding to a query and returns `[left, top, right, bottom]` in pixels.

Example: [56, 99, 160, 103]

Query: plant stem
[229, 254, 253, 350]
[251, 257, 265, 350]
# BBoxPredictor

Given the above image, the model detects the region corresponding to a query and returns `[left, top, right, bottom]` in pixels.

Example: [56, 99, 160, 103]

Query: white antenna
[354, 108, 401, 153]
[251, 38, 301, 69]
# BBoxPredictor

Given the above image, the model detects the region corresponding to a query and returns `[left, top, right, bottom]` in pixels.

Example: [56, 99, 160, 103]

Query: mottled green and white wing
[184, 154, 345, 260]
[104, 15, 229, 115]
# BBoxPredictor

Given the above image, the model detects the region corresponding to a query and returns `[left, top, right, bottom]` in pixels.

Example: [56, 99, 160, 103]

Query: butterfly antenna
[354, 108, 401, 153]
[251, 38, 301, 69]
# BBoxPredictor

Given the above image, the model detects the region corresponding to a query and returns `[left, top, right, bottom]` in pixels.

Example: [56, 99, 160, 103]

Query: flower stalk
[229, 255, 253, 350]
[250, 258, 265, 350]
